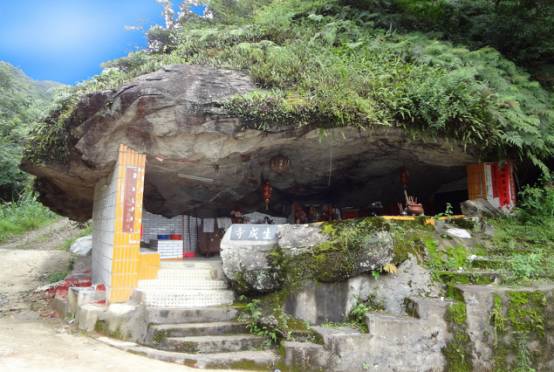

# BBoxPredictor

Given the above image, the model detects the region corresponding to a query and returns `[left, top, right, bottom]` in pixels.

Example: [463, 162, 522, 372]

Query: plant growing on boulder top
[25, 0, 554, 174]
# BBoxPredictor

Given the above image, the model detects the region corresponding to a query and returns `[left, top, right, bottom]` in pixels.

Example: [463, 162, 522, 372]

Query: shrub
[348, 295, 385, 332]
[238, 297, 291, 344]
[517, 182, 554, 223]
[0, 193, 58, 242]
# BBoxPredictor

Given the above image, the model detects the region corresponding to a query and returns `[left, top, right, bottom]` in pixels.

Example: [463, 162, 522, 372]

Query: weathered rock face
[220, 223, 394, 293]
[349, 255, 441, 315]
[460, 198, 507, 218]
[285, 255, 441, 324]
[220, 233, 281, 293]
[22, 64, 477, 221]
[285, 297, 452, 372]
[458, 284, 554, 371]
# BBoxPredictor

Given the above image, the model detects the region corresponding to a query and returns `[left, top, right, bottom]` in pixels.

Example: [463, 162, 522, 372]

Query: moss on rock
[443, 301, 473, 372]
[490, 290, 548, 371]
[94, 320, 126, 340]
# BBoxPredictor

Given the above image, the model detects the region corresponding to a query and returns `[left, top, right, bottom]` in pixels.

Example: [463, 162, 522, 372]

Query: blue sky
[0, 1, 170, 84]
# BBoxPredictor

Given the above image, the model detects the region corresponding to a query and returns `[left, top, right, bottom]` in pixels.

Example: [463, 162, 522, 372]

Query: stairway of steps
[134, 260, 234, 308]
[284, 296, 453, 371]
[130, 306, 279, 369]
[434, 254, 508, 287]
[128, 260, 279, 369]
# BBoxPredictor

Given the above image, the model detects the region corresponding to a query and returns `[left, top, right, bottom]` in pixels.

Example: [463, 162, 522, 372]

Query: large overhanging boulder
[220, 223, 394, 293]
[22, 64, 477, 221]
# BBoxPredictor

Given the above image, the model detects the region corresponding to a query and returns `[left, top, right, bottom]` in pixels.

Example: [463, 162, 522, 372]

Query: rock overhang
[21, 64, 478, 221]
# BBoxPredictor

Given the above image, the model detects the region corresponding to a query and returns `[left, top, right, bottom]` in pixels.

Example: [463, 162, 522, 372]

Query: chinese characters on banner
[230, 224, 278, 241]
[122, 166, 139, 233]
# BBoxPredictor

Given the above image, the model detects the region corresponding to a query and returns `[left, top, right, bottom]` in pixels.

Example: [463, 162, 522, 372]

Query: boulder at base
[220, 223, 394, 293]
[460, 198, 506, 218]
[70, 235, 93, 256]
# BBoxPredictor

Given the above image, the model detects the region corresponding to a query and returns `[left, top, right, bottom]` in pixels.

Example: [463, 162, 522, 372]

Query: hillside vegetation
[0, 62, 60, 241]
[343, 0, 554, 88]
[26, 0, 554, 175]
[0, 61, 61, 201]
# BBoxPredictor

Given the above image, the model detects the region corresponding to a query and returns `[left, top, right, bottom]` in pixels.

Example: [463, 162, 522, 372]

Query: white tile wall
[142, 211, 202, 254]
[183, 216, 200, 253]
[142, 211, 183, 242]
[157, 240, 184, 259]
[92, 169, 118, 297]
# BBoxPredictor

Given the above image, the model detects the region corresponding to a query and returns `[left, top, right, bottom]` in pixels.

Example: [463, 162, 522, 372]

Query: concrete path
[0, 219, 209, 371]
[0, 319, 216, 372]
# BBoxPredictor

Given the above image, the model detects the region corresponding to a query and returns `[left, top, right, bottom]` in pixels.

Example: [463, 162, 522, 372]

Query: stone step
[311, 325, 362, 346]
[365, 312, 424, 339]
[283, 341, 331, 370]
[185, 349, 278, 369]
[161, 261, 225, 279]
[98, 336, 279, 369]
[147, 321, 248, 344]
[135, 289, 234, 308]
[404, 296, 453, 320]
[146, 306, 239, 325]
[162, 260, 222, 268]
[437, 270, 503, 285]
[163, 334, 267, 353]
[467, 255, 504, 269]
[156, 268, 217, 280]
[137, 279, 228, 291]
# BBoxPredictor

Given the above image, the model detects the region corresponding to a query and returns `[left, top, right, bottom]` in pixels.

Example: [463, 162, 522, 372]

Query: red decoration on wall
[262, 180, 272, 210]
[497, 162, 513, 207]
[123, 167, 139, 233]
[466, 161, 516, 210]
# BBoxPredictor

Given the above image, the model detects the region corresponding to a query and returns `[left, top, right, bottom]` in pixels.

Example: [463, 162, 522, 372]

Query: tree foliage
[0, 62, 61, 201]
[341, 0, 554, 88]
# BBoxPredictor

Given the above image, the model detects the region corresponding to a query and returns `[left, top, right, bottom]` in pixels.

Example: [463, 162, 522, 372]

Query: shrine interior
[139, 159, 470, 259]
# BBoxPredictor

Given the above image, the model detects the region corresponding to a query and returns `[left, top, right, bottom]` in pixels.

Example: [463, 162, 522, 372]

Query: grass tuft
[0, 194, 58, 243]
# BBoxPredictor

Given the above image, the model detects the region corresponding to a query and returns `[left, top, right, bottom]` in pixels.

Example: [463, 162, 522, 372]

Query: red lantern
[262, 180, 272, 210]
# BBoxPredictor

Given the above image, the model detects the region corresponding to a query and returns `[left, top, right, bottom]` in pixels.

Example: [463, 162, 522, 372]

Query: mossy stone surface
[442, 301, 473, 372]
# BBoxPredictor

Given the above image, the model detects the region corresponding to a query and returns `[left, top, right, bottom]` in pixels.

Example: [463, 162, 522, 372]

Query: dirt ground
[0, 220, 205, 372]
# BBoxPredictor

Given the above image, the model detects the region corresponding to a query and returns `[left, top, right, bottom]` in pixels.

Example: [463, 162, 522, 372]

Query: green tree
[0, 62, 61, 201]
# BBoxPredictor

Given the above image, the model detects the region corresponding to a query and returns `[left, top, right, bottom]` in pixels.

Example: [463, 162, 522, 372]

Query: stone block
[311, 326, 372, 372]
[404, 296, 452, 321]
[68, 287, 105, 316]
[283, 341, 331, 370]
[285, 281, 349, 324]
[101, 303, 147, 342]
[77, 304, 105, 332]
[350, 255, 441, 315]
